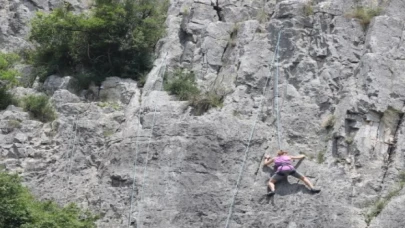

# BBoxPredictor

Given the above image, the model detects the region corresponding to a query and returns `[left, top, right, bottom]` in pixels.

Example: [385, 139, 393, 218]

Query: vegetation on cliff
[0, 172, 97, 228]
[28, 0, 169, 86]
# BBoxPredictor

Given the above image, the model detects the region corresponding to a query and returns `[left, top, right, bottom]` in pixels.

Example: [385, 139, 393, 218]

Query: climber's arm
[263, 157, 274, 166]
[289, 155, 305, 160]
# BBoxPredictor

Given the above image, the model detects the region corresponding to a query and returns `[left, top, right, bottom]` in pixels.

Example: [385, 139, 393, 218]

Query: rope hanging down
[274, 35, 282, 150]
[127, 53, 168, 228]
[62, 102, 92, 202]
[224, 31, 282, 228]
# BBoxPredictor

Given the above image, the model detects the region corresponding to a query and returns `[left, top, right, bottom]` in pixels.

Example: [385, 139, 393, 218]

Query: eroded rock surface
[1, 0, 405, 227]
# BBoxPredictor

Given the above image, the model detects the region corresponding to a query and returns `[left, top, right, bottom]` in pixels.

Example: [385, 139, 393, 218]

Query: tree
[29, 0, 169, 85]
[0, 172, 97, 228]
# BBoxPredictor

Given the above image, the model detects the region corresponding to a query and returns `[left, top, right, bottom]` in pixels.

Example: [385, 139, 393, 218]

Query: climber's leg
[268, 179, 276, 192]
[290, 171, 321, 193]
[267, 173, 284, 196]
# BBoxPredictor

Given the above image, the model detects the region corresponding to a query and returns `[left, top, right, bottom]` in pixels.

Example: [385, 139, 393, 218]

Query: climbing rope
[127, 53, 168, 228]
[63, 102, 92, 201]
[224, 31, 282, 228]
[61, 115, 79, 201]
[274, 36, 282, 150]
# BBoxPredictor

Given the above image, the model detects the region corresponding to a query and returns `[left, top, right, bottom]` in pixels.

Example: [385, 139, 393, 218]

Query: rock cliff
[1, 0, 405, 227]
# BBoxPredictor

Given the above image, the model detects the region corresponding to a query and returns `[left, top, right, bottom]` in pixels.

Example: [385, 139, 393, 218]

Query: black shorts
[270, 170, 304, 182]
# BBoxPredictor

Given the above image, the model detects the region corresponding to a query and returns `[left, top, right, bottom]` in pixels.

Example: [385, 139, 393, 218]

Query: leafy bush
[317, 150, 325, 164]
[164, 69, 224, 115]
[365, 174, 405, 225]
[345, 136, 354, 144]
[190, 92, 224, 116]
[164, 70, 200, 100]
[29, 0, 169, 84]
[365, 184, 403, 225]
[303, 1, 314, 16]
[0, 87, 15, 110]
[399, 171, 405, 183]
[7, 119, 22, 129]
[0, 52, 20, 87]
[0, 172, 97, 228]
[21, 95, 56, 122]
[346, 7, 382, 30]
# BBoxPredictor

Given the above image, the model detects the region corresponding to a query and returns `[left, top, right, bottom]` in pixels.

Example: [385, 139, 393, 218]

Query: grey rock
[14, 133, 28, 143]
[43, 75, 77, 95]
[89, 77, 138, 104]
[51, 89, 81, 106]
[1, 0, 405, 228]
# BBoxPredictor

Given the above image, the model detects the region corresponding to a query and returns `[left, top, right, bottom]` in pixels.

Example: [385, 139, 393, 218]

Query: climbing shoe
[310, 188, 321, 194]
[266, 191, 275, 197]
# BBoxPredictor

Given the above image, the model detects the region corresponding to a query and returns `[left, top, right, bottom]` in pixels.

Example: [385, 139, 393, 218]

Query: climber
[263, 150, 321, 196]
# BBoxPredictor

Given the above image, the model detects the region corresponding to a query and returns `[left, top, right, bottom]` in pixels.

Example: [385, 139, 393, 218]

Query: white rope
[224, 31, 282, 228]
[63, 102, 92, 202]
[127, 108, 143, 227]
[137, 60, 167, 228]
[274, 33, 282, 150]
[61, 116, 79, 201]
[127, 53, 168, 228]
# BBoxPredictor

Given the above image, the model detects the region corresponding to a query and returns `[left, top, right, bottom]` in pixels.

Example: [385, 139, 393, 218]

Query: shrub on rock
[21, 94, 56, 122]
[29, 0, 169, 85]
[0, 172, 97, 227]
[0, 87, 15, 110]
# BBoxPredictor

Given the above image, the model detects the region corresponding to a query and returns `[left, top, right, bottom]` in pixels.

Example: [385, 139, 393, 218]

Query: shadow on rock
[260, 158, 312, 197]
[274, 179, 312, 196]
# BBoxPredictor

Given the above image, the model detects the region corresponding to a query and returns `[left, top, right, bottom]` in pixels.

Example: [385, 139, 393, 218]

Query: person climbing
[263, 150, 321, 196]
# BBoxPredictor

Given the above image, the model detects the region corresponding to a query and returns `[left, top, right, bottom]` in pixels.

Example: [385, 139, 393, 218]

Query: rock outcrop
[1, 0, 405, 227]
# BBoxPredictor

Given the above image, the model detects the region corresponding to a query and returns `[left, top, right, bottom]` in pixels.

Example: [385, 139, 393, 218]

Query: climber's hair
[277, 150, 288, 156]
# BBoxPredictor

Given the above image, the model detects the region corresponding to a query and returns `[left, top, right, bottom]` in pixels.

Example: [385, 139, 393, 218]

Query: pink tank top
[274, 155, 294, 172]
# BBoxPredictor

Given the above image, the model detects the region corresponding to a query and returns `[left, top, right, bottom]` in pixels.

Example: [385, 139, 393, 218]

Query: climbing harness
[127, 53, 168, 228]
[224, 31, 282, 228]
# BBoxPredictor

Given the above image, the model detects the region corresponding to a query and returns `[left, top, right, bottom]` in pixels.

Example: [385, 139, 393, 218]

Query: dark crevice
[212, 0, 224, 21]
[371, 115, 383, 158]
[25, 0, 42, 9]
[332, 136, 339, 157]
[381, 113, 404, 183]
[254, 153, 266, 180]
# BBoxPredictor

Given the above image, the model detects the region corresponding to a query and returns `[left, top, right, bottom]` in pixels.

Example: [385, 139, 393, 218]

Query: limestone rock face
[43, 75, 77, 95]
[0, 0, 91, 51]
[1, 0, 405, 228]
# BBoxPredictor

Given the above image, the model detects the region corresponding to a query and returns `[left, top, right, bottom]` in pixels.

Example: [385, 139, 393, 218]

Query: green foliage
[0, 87, 15, 110]
[72, 72, 98, 92]
[347, 7, 382, 30]
[257, 8, 268, 23]
[21, 95, 56, 122]
[7, 119, 22, 129]
[137, 72, 148, 88]
[29, 0, 169, 85]
[399, 171, 405, 183]
[365, 180, 405, 225]
[97, 101, 121, 111]
[164, 69, 224, 115]
[228, 23, 239, 47]
[317, 150, 325, 164]
[164, 70, 200, 100]
[190, 92, 224, 116]
[321, 115, 336, 129]
[345, 136, 354, 144]
[303, 1, 314, 16]
[103, 129, 114, 137]
[0, 172, 97, 228]
[0, 52, 20, 87]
